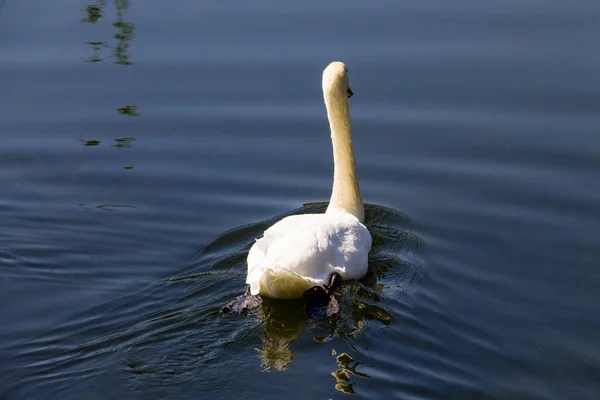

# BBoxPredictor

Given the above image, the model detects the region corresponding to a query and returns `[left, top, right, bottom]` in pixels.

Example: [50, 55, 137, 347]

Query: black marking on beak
[347, 87, 354, 98]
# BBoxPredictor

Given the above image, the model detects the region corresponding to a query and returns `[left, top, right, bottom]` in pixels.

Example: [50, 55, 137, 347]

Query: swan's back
[246, 211, 371, 299]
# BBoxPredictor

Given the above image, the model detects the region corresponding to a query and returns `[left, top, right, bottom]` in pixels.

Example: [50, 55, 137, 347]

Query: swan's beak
[347, 87, 353, 98]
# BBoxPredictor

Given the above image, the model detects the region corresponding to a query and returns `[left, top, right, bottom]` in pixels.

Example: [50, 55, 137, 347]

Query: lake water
[1, 0, 600, 398]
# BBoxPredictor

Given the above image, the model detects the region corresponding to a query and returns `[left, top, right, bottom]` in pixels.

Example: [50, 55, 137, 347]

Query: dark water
[1, 0, 600, 398]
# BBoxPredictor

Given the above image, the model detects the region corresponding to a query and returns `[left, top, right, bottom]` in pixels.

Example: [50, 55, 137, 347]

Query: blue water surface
[1, 0, 600, 398]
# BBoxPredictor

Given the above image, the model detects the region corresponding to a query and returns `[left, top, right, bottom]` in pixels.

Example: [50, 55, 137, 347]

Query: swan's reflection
[254, 285, 392, 385]
[256, 298, 305, 371]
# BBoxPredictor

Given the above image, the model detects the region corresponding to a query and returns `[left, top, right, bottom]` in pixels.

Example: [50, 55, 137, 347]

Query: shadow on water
[2, 203, 423, 398]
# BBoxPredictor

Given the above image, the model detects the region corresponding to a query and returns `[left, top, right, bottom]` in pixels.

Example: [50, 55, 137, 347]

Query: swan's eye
[345, 68, 348, 73]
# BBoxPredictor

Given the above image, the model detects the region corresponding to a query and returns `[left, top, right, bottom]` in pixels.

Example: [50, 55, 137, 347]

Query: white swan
[245, 61, 372, 300]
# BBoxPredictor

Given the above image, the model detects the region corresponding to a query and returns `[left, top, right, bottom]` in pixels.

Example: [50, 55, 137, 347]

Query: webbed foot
[326, 296, 340, 316]
[221, 286, 263, 314]
[303, 272, 342, 317]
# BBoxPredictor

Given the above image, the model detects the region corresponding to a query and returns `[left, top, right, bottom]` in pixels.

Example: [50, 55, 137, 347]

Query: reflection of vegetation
[80, 137, 136, 169]
[81, 1, 104, 23]
[112, 137, 136, 148]
[82, 1, 140, 118]
[84, 41, 108, 63]
[80, 138, 136, 148]
[116, 104, 139, 116]
[81, 0, 135, 66]
[113, 23, 134, 65]
[78, 203, 137, 211]
[81, 139, 101, 146]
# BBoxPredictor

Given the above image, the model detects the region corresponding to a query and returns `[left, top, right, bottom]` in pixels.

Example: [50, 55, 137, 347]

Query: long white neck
[324, 92, 365, 222]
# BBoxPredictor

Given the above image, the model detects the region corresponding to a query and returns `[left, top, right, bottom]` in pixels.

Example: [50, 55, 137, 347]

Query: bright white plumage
[246, 210, 372, 299]
[245, 61, 371, 299]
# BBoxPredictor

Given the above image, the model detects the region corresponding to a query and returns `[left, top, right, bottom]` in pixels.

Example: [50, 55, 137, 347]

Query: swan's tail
[250, 268, 315, 300]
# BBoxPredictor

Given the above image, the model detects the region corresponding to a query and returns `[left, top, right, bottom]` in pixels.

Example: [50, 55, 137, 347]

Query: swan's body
[245, 61, 372, 300]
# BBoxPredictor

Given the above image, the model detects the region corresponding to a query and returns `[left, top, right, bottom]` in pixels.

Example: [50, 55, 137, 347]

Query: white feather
[247, 211, 371, 298]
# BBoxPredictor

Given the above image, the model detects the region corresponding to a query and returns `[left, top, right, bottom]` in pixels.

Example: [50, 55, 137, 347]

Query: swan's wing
[246, 215, 323, 286]
[251, 215, 318, 258]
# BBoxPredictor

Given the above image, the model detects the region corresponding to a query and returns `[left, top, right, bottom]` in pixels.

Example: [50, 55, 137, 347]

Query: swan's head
[322, 61, 353, 100]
